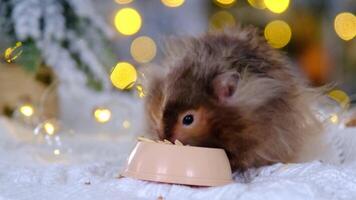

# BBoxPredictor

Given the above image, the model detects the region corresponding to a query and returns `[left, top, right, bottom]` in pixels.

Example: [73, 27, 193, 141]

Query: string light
[4, 42, 23, 63]
[114, 8, 142, 35]
[115, 0, 133, 4]
[161, 0, 185, 8]
[210, 11, 236, 30]
[264, 20, 292, 48]
[328, 90, 350, 109]
[53, 149, 61, 155]
[248, 0, 265, 9]
[93, 108, 112, 123]
[130, 36, 157, 63]
[110, 62, 137, 90]
[334, 12, 356, 41]
[214, 0, 236, 8]
[135, 84, 145, 98]
[264, 0, 289, 14]
[123, 120, 131, 129]
[19, 104, 34, 117]
[44, 122, 56, 135]
[330, 114, 339, 124]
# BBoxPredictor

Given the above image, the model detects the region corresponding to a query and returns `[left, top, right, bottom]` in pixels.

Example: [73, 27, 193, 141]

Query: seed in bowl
[137, 136, 185, 146]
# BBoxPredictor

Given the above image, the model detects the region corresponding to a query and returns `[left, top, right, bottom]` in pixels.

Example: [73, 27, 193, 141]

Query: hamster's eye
[182, 114, 194, 126]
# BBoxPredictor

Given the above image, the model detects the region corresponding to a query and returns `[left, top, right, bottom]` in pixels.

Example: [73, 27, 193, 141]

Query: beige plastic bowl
[121, 141, 233, 187]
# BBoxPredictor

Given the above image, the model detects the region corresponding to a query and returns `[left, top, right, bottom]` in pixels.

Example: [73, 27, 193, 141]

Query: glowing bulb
[214, 0, 236, 7]
[44, 122, 56, 135]
[4, 42, 23, 63]
[115, 0, 133, 4]
[110, 62, 137, 90]
[135, 84, 145, 98]
[210, 11, 236, 30]
[130, 36, 157, 63]
[19, 104, 34, 117]
[161, 0, 185, 7]
[264, 20, 292, 48]
[264, 0, 289, 14]
[330, 114, 339, 124]
[53, 149, 61, 155]
[114, 8, 142, 35]
[248, 0, 265, 9]
[93, 108, 112, 123]
[123, 120, 131, 129]
[328, 90, 350, 109]
[334, 12, 356, 41]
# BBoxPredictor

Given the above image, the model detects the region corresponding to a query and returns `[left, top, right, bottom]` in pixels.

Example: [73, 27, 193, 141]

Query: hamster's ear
[212, 71, 239, 103]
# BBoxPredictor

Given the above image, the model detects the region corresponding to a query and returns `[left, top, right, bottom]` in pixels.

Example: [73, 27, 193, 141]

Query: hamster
[143, 26, 323, 172]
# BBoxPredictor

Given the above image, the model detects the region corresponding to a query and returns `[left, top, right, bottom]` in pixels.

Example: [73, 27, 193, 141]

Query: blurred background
[0, 0, 355, 149]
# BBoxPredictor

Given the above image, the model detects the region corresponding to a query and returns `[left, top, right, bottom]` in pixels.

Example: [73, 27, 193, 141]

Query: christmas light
[214, 0, 236, 7]
[93, 108, 112, 123]
[135, 84, 145, 98]
[161, 0, 185, 8]
[328, 90, 350, 109]
[4, 42, 23, 63]
[114, 8, 142, 35]
[19, 104, 34, 117]
[130, 36, 157, 63]
[334, 12, 356, 41]
[264, 0, 289, 14]
[123, 120, 131, 129]
[264, 20, 292, 48]
[210, 11, 236, 30]
[53, 149, 61, 155]
[330, 114, 339, 124]
[110, 62, 137, 90]
[115, 0, 133, 4]
[44, 122, 56, 135]
[247, 0, 265, 9]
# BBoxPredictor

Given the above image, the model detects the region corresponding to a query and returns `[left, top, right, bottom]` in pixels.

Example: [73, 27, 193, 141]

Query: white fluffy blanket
[1, 118, 356, 200]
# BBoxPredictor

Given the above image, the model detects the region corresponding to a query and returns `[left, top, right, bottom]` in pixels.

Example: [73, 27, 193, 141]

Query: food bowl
[121, 141, 233, 186]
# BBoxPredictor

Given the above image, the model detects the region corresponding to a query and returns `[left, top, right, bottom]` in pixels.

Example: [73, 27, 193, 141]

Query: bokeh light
[44, 122, 56, 135]
[130, 36, 157, 63]
[110, 62, 137, 90]
[264, 20, 292, 48]
[34, 119, 60, 136]
[115, 0, 133, 4]
[264, 0, 289, 14]
[328, 89, 350, 109]
[214, 0, 236, 8]
[330, 114, 339, 124]
[135, 84, 145, 98]
[161, 0, 185, 8]
[210, 11, 236, 30]
[53, 149, 61, 155]
[114, 8, 142, 36]
[334, 12, 356, 41]
[123, 120, 131, 129]
[4, 42, 23, 63]
[19, 104, 34, 117]
[248, 0, 266, 9]
[93, 107, 112, 123]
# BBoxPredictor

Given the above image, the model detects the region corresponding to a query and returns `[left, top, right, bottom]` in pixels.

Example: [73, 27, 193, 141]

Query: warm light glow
[135, 84, 145, 98]
[334, 12, 356, 41]
[4, 42, 23, 63]
[44, 122, 56, 135]
[130, 36, 157, 63]
[328, 90, 350, 109]
[93, 108, 112, 123]
[53, 149, 61, 155]
[114, 8, 142, 35]
[115, 0, 133, 4]
[19, 104, 34, 117]
[330, 114, 339, 124]
[161, 0, 185, 7]
[214, 0, 236, 7]
[110, 62, 137, 90]
[264, 20, 292, 48]
[248, 0, 265, 9]
[123, 120, 131, 129]
[264, 0, 289, 14]
[210, 11, 236, 30]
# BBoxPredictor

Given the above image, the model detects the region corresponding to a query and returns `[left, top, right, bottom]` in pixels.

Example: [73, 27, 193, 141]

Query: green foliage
[16, 39, 42, 73]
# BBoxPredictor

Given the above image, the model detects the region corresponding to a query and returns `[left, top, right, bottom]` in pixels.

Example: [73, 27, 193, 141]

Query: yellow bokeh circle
[248, 0, 266, 9]
[161, 0, 185, 8]
[214, 0, 236, 7]
[264, 20, 292, 48]
[110, 62, 137, 90]
[114, 8, 142, 35]
[210, 11, 236, 30]
[130, 36, 157, 63]
[334, 12, 356, 41]
[264, 0, 289, 14]
[328, 89, 350, 109]
[115, 0, 133, 4]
